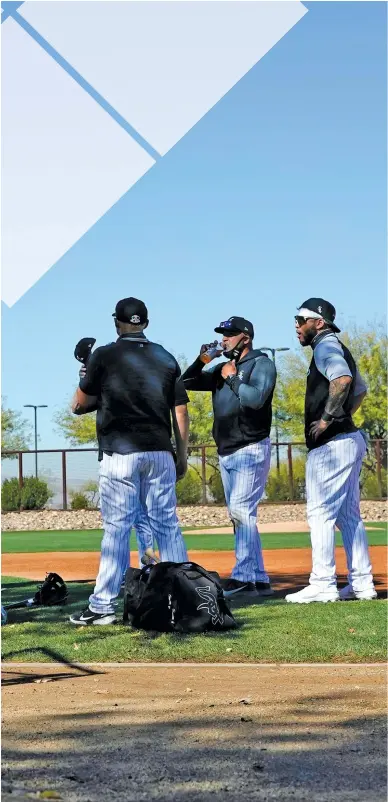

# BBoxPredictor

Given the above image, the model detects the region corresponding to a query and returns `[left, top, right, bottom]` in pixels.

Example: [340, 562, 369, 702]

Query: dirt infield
[2, 664, 386, 802]
[2, 546, 387, 592]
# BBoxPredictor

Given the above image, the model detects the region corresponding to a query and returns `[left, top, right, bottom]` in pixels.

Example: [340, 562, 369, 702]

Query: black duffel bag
[123, 561, 238, 633]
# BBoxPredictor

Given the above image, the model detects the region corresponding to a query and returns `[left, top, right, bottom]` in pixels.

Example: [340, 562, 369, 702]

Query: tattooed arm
[309, 375, 352, 441]
[322, 375, 352, 419]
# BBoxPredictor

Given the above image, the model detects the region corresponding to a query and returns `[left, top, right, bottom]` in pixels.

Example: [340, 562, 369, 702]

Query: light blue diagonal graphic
[1, 1, 24, 23]
[2, 18, 156, 307]
[19, 1, 308, 156]
[3, 1, 308, 307]
[3, 5, 161, 161]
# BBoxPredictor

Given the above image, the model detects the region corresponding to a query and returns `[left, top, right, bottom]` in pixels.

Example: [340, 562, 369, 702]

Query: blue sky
[2, 1, 387, 453]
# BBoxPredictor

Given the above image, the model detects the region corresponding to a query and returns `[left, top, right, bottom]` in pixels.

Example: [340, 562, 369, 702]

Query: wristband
[226, 375, 242, 394]
[321, 410, 334, 423]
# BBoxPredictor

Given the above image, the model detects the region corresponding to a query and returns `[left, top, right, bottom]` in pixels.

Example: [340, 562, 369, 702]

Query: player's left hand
[309, 419, 331, 441]
[221, 361, 237, 379]
[176, 457, 188, 481]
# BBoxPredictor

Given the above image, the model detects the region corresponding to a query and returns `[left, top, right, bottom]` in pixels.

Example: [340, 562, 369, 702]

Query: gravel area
[2, 665, 387, 802]
[1, 501, 386, 531]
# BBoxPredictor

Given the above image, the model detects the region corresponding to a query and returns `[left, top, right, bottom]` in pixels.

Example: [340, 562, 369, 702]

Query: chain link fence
[2, 440, 386, 509]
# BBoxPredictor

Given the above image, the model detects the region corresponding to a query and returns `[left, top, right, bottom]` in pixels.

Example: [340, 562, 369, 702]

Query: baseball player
[69, 297, 189, 625]
[183, 316, 277, 596]
[285, 298, 377, 603]
[77, 359, 154, 570]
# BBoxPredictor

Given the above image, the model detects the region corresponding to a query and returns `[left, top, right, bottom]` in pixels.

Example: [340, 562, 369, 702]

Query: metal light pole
[24, 405, 48, 477]
[259, 347, 290, 472]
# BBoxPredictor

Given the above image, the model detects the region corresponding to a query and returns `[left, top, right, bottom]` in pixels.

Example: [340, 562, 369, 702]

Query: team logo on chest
[238, 369, 244, 380]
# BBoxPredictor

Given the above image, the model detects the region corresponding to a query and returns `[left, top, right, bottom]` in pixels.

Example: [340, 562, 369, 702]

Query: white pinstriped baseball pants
[89, 451, 188, 613]
[219, 439, 271, 583]
[306, 431, 375, 592]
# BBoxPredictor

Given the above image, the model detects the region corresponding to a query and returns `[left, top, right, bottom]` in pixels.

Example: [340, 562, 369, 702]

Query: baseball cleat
[255, 582, 274, 597]
[224, 579, 258, 597]
[69, 607, 117, 625]
[339, 585, 378, 601]
[285, 585, 339, 604]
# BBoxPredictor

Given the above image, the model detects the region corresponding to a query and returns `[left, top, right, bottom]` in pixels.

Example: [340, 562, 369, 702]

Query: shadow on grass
[2, 683, 387, 801]
[2, 646, 105, 686]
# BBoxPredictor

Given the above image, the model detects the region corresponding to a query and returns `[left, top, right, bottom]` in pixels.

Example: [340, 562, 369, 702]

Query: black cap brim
[330, 322, 341, 333]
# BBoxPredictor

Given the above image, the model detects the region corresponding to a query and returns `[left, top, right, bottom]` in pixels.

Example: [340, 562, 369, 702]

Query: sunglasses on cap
[219, 321, 242, 334]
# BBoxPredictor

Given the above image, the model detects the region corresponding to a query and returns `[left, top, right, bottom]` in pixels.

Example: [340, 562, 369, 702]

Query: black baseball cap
[113, 297, 148, 324]
[214, 316, 254, 338]
[296, 298, 340, 333]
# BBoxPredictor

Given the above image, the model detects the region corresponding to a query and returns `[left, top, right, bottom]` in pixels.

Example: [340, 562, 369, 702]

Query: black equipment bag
[123, 561, 238, 633]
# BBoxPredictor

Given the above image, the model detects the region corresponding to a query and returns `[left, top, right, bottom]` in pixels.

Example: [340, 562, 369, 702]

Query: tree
[54, 403, 97, 446]
[274, 351, 309, 441]
[341, 324, 387, 440]
[1, 399, 31, 456]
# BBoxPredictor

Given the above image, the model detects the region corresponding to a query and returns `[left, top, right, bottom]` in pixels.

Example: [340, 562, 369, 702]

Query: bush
[70, 492, 91, 510]
[208, 470, 225, 503]
[1, 476, 52, 511]
[361, 466, 387, 499]
[2, 478, 22, 511]
[82, 480, 99, 508]
[265, 456, 307, 502]
[20, 476, 52, 510]
[176, 468, 202, 504]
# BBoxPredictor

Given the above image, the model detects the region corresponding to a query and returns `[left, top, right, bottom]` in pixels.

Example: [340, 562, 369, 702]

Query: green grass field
[1, 575, 386, 664]
[2, 522, 386, 664]
[2, 521, 387, 553]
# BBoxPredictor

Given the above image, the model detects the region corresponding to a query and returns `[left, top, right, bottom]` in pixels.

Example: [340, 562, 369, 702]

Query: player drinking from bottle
[183, 316, 277, 597]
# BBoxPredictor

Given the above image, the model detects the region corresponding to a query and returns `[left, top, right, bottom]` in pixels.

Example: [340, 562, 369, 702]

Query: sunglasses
[295, 316, 316, 326]
[219, 321, 244, 336]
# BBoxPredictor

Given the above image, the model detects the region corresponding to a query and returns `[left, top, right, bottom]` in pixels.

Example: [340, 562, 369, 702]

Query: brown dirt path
[185, 522, 384, 534]
[2, 546, 387, 592]
[2, 664, 386, 802]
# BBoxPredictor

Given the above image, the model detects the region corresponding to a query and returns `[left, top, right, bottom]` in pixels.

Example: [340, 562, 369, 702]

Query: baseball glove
[33, 572, 68, 606]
